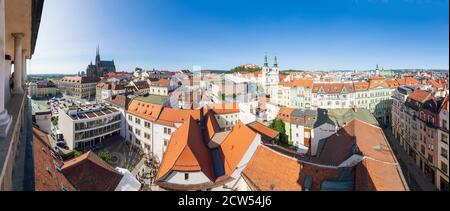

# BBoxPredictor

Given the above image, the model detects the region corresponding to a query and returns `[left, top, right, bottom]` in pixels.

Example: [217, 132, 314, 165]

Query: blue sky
[29, 0, 449, 74]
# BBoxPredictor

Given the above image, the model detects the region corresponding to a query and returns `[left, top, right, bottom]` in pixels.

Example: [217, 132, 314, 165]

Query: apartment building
[58, 104, 122, 150]
[437, 97, 449, 191]
[312, 83, 355, 109]
[58, 76, 101, 101]
[95, 82, 126, 103]
[28, 80, 58, 99]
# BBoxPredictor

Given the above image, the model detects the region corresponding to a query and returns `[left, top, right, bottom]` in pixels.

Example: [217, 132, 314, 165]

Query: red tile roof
[368, 77, 389, 89]
[61, 151, 123, 191]
[396, 76, 420, 86]
[156, 108, 201, 126]
[441, 96, 449, 113]
[385, 79, 400, 88]
[279, 80, 313, 89]
[33, 127, 76, 191]
[407, 90, 432, 103]
[247, 122, 279, 140]
[207, 102, 240, 114]
[277, 107, 294, 123]
[243, 146, 340, 191]
[156, 116, 214, 181]
[220, 121, 257, 176]
[317, 119, 396, 166]
[312, 83, 354, 94]
[127, 99, 164, 122]
[353, 82, 369, 91]
[150, 79, 171, 87]
[355, 159, 406, 191]
[429, 79, 445, 89]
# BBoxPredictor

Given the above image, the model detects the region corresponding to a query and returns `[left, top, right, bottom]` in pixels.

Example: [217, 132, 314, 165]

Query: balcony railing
[0, 93, 27, 191]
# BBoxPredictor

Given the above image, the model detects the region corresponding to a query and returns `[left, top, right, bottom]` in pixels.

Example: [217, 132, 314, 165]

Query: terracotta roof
[355, 159, 406, 191]
[127, 98, 164, 122]
[150, 79, 171, 87]
[33, 127, 76, 191]
[396, 77, 420, 86]
[243, 146, 340, 191]
[132, 81, 150, 89]
[156, 108, 201, 126]
[385, 79, 400, 88]
[440, 96, 449, 112]
[317, 119, 396, 166]
[407, 90, 432, 103]
[97, 82, 125, 90]
[106, 94, 128, 108]
[219, 121, 257, 176]
[156, 116, 214, 181]
[247, 122, 279, 140]
[429, 79, 445, 89]
[207, 102, 240, 114]
[277, 107, 294, 123]
[353, 82, 369, 91]
[312, 83, 354, 94]
[205, 110, 222, 141]
[61, 151, 123, 191]
[368, 77, 389, 89]
[279, 80, 313, 89]
[60, 76, 100, 84]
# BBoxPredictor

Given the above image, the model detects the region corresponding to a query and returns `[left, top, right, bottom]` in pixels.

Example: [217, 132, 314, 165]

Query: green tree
[98, 150, 113, 163]
[51, 117, 58, 126]
[70, 150, 82, 158]
[269, 118, 287, 144]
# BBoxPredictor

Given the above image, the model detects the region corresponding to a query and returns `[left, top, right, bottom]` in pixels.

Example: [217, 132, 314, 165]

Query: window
[305, 132, 310, 138]
[185, 173, 189, 180]
[135, 129, 141, 136]
[442, 148, 448, 159]
[442, 162, 448, 174]
[144, 121, 151, 128]
[442, 134, 448, 145]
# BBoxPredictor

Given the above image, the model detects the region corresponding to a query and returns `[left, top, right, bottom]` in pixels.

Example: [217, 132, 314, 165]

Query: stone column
[12, 33, 24, 94]
[22, 50, 27, 87]
[0, 0, 12, 137]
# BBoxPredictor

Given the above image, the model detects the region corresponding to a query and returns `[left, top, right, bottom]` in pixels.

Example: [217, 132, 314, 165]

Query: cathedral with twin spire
[86, 46, 116, 78]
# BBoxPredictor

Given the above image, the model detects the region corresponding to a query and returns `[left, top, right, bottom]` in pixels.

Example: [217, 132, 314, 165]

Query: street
[383, 128, 436, 191]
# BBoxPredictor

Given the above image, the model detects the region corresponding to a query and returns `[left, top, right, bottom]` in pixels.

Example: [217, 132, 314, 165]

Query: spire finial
[264, 54, 268, 67]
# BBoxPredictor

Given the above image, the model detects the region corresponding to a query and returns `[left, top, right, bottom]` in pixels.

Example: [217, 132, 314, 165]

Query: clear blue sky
[29, 0, 449, 74]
